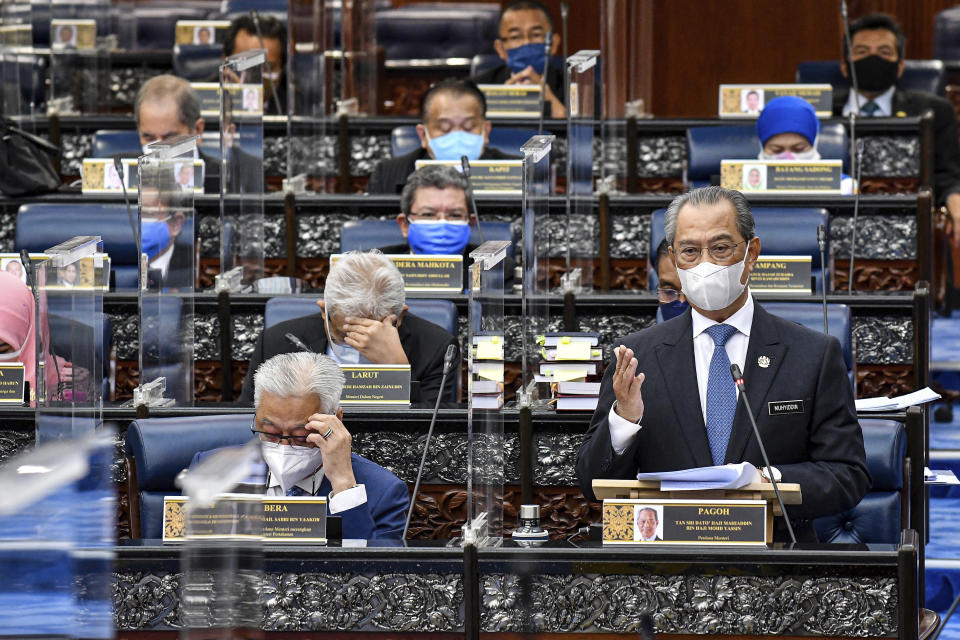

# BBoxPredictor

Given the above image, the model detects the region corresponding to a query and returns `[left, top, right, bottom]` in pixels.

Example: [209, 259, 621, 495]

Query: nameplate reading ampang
[414, 159, 522, 195]
[479, 84, 542, 118]
[330, 254, 463, 292]
[721, 160, 842, 194]
[749, 255, 812, 294]
[340, 364, 411, 406]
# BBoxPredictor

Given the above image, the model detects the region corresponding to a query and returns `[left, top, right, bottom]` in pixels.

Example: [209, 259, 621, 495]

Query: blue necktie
[286, 486, 306, 496]
[860, 101, 880, 116]
[704, 324, 739, 466]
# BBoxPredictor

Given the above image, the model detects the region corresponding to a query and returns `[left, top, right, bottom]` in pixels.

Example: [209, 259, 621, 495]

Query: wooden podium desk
[113, 536, 920, 639]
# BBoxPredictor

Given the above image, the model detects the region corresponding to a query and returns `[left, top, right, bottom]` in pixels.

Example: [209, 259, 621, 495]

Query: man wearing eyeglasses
[193, 352, 409, 539]
[576, 186, 870, 542]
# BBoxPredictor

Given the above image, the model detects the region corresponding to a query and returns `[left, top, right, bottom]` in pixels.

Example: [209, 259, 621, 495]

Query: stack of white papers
[637, 462, 761, 491]
[855, 387, 942, 412]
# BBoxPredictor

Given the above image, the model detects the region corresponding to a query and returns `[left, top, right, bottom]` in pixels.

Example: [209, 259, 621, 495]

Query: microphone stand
[818, 223, 829, 334]
[285, 333, 314, 353]
[460, 155, 485, 245]
[730, 364, 797, 544]
[115, 156, 139, 249]
[846, 140, 864, 292]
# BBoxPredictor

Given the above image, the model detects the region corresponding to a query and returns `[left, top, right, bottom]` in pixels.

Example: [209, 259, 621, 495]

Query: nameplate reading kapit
[163, 495, 327, 543]
[718, 84, 833, 118]
[479, 84, 542, 118]
[750, 255, 812, 293]
[330, 254, 463, 292]
[0, 364, 26, 405]
[721, 160, 842, 194]
[340, 364, 410, 406]
[602, 499, 767, 546]
[415, 159, 522, 195]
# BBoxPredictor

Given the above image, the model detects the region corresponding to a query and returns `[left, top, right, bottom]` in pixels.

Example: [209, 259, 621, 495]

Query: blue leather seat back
[814, 419, 906, 544]
[392, 125, 421, 158]
[759, 302, 852, 372]
[125, 415, 254, 538]
[15, 203, 140, 290]
[339, 219, 515, 257]
[133, 4, 213, 50]
[796, 59, 946, 97]
[172, 44, 224, 81]
[265, 296, 458, 337]
[220, 0, 288, 20]
[471, 53, 502, 77]
[686, 124, 848, 187]
[392, 125, 532, 158]
[92, 129, 141, 158]
[375, 5, 498, 61]
[935, 7, 960, 63]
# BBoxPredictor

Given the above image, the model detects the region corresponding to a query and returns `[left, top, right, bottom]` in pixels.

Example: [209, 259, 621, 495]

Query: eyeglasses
[500, 31, 547, 47]
[671, 240, 748, 267]
[409, 209, 470, 222]
[657, 287, 680, 303]
[250, 424, 310, 445]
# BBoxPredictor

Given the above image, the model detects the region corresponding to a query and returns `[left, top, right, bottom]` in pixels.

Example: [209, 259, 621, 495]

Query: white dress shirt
[266, 467, 368, 514]
[149, 243, 175, 279]
[841, 85, 896, 117]
[608, 294, 755, 455]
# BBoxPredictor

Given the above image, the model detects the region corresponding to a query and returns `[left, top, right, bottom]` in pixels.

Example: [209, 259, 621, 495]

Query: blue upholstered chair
[125, 415, 253, 538]
[935, 7, 960, 63]
[375, 4, 498, 61]
[390, 125, 532, 158]
[649, 207, 829, 293]
[759, 302, 853, 379]
[795, 59, 946, 97]
[686, 123, 849, 189]
[339, 219, 515, 257]
[92, 129, 140, 158]
[172, 44, 224, 81]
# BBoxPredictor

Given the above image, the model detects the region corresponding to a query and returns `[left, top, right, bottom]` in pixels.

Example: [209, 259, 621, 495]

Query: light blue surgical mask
[426, 130, 484, 162]
[323, 309, 367, 365]
[506, 41, 548, 75]
[140, 220, 171, 262]
[407, 219, 471, 255]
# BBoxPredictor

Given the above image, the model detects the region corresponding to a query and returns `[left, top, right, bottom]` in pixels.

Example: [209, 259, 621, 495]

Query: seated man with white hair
[192, 352, 409, 539]
[239, 250, 460, 407]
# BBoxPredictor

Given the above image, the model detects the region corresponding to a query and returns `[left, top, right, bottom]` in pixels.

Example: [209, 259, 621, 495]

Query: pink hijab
[0, 271, 36, 399]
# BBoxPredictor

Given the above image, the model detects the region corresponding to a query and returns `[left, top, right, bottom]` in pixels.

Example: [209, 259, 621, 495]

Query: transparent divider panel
[465, 240, 509, 547]
[220, 49, 266, 289]
[565, 50, 600, 292]
[34, 235, 105, 444]
[519, 135, 555, 406]
[48, 0, 110, 115]
[1, 0, 37, 121]
[287, 0, 331, 193]
[339, 0, 377, 115]
[138, 135, 197, 406]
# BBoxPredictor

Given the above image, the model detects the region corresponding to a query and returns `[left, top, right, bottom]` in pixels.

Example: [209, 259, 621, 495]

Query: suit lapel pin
[757, 355, 770, 368]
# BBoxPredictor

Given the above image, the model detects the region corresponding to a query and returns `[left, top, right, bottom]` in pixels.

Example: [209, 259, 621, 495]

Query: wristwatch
[758, 466, 782, 482]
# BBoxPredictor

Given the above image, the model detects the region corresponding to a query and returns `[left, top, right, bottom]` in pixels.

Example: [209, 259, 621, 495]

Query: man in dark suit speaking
[576, 186, 870, 542]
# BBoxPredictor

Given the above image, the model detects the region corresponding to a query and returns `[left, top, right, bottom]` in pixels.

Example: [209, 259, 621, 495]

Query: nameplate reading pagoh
[603, 499, 767, 546]
[340, 364, 411, 406]
[415, 159, 522, 195]
[163, 494, 328, 543]
[330, 254, 463, 292]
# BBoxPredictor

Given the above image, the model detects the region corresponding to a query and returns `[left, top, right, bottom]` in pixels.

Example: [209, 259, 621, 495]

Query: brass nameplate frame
[340, 364, 411, 406]
[718, 84, 833, 118]
[750, 255, 813, 294]
[0, 364, 26, 405]
[414, 160, 522, 195]
[174, 20, 231, 46]
[721, 160, 842, 194]
[330, 254, 463, 292]
[603, 498, 767, 546]
[479, 84, 542, 118]
[51, 19, 96, 51]
[82, 158, 204, 195]
[163, 495, 328, 543]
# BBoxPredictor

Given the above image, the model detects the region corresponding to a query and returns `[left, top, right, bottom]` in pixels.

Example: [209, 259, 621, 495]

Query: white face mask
[759, 148, 821, 161]
[0, 340, 27, 361]
[260, 440, 323, 494]
[676, 242, 752, 311]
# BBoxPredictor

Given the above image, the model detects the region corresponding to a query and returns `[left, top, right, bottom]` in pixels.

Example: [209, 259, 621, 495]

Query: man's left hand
[305, 413, 356, 495]
[342, 315, 409, 364]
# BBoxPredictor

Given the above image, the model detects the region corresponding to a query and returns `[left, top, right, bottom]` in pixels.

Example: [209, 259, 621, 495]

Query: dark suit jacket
[377, 242, 516, 287]
[833, 87, 960, 205]
[576, 303, 871, 542]
[367, 146, 519, 195]
[146, 240, 193, 291]
[239, 311, 459, 407]
[472, 62, 565, 108]
[190, 449, 408, 540]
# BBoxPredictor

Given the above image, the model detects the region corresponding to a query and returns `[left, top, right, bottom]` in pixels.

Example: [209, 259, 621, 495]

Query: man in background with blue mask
[367, 79, 517, 194]
[239, 251, 459, 408]
[577, 186, 869, 542]
[653, 239, 688, 323]
[472, 0, 565, 119]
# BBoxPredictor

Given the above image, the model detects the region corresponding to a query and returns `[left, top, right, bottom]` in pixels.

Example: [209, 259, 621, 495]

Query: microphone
[460, 155, 485, 245]
[20, 249, 34, 290]
[250, 10, 284, 117]
[537, 30, 553, 134]
[817, 224, 829, 334]
[729, 364, 797, 544]
[285, 333, 314, 353]
[403, 343, 457, 541]
[846, 139, 864, 292]
[840, 2, 862, 114]
[115, 156, 140, 249]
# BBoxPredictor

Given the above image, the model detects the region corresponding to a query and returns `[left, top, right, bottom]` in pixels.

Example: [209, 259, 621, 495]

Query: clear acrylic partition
[565, 50, 600, 293]
[179, 439, 265, 637]
[34, 236, 105, 444]
[598, 0, 631, 192]
[287, 0, 331, 193]
[137, 135, 197, 407]
[0, 0, 40, 123]
[465, 240, 509, 547]
[519, 135, 555, 407]
[0, 429, 116, 640]
[48, 0, 111, 115]
[339, 0, 377, 115]
[220, 49, 266, 290]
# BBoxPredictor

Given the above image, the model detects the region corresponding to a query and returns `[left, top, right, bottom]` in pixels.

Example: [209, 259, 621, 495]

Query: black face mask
[852, 55, 900, 93]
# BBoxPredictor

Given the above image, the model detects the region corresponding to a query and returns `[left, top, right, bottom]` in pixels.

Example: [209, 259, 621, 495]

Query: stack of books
[471, 334, 504, 409]
[538, 332, 602, 412]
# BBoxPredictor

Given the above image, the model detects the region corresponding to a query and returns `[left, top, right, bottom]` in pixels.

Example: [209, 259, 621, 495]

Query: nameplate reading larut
[603, 499, 767, 546]
[339, 364, 411, 406]
[163, 495, 328, 543]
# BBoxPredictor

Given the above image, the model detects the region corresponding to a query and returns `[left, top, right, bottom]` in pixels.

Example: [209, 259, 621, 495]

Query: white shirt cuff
[327, 483, 367, 514]
[608, 403, 642, 455]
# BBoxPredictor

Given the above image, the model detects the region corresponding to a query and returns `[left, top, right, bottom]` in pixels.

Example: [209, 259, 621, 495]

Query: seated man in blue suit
[576, 186, 870, 542]
[192, 351, 409, 540]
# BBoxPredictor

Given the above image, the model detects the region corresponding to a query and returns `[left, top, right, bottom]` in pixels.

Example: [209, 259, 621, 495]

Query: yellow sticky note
[476, 338, 504, 360]
[555, 340, 591, 361]
[477, 363, 504, 382]
[548, 367, 589, 382]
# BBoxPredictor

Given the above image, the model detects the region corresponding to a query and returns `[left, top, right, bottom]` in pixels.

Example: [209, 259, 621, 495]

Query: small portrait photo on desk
[1, 258, 26, 284]
[174, 162, 194, 191]
[742, 164, 767, 191]
[53, 23, 77, 49]
[634, 505, 663, 542]
[741, 88, 763, 114]
[243, 87, 261, 113]
[194, 25, 214, 45]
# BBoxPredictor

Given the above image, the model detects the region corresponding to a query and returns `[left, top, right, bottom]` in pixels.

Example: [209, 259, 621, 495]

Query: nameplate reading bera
[603, 498, 767, 546]
[330, 254, 463, 292]
[415, 159, 522, 195]
[340, 364, 410, 406]
[163, 495, 328, 543]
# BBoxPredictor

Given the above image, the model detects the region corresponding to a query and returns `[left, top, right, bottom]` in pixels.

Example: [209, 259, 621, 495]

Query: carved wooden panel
[833, 259, 918, 292]
[634, 177, 685, 194]
[859, 177, 921, 194]
[380, 69, 463, 117]
[116, 481, 131, 540]
[115, 360, 249, 403]
[610, 259, 648, 290]
[857, 365, 914, 399]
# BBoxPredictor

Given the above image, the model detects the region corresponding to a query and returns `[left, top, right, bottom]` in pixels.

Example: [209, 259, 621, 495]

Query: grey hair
[663, 186, 755, 246]
[134, 74, 201, 130]
[253, 352, 344, 412]
[400, 164, 470, 217]
[324, 250, 405, 319]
